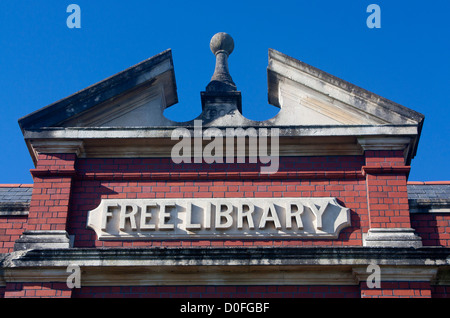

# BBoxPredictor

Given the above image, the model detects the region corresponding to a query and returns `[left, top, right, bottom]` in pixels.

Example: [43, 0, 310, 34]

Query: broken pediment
[18, 39, 424, 131]
[17, 33, 425, 166]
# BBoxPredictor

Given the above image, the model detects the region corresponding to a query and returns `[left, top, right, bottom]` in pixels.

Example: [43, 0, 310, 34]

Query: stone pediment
[58, 82, 174, 128]
[18, 49, 178, 130]
[267, 49, 424, 127]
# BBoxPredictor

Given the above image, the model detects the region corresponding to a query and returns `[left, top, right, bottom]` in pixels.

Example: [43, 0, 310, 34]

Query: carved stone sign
[87, 198, 350, 240]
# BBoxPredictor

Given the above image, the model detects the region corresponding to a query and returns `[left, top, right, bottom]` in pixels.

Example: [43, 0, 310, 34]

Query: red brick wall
[2, 284, 449, 299]
[72, 285, 361, 298]
[27, 154, 76, 232]
[432, 286, 450, 298]
[2, 152, 449, 299]
[411, 214, 450, 247]
[2, 152, 424, 251]
[0, 215, 27, 253]
[4, 283, 72, 298]
[68, 155, 368, 248]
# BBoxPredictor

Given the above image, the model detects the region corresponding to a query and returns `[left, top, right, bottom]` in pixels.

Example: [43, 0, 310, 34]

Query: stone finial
[206, 32, 237, 92]
[210, 32, 234, 55]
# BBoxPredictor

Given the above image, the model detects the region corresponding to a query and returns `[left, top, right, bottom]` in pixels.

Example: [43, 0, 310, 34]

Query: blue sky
[0, 0, 449, 183]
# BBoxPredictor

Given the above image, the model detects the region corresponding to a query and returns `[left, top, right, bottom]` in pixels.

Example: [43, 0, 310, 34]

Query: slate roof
[0, 185, 33, 215]
[0, 185, 33, 203]
[407, 182, 450, 213]
[407, 183, 450, 201]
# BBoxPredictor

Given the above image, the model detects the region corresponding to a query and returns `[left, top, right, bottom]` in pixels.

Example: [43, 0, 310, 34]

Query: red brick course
[0, 216, 28, 253]
[411, 213, 450, 247]
[72, 285, 360, 298]
[4, 283, 72, 298]
[360, 281, 432, 298]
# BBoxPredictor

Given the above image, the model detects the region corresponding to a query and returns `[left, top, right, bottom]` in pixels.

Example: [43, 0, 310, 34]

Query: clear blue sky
[1, 1, 449, 183]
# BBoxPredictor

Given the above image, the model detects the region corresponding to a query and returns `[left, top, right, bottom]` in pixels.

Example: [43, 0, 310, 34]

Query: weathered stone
[363, 228, 423, 248]
[207, 32, 236, 92]
[2, 247, 449, 286]
[87, 197, 351, 240]
[13, 231, 72, 251]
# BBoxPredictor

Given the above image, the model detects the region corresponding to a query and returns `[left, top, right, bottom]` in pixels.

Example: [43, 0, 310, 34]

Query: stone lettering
[204, 202, 212, 230]
[185, 203, 201, 230]
[237, 203, 255, 230]
[119, 204, 138, 231]
[307, 201, 329, 230]
[259, 203, 282, 229]
[87, 197, 350, 240]
[158, 202, 176, 230]
[286, 202, 304, 230]
[101, 203, 117, 230]
[216, 203, 233, 229]
[140, 204, 157, 230]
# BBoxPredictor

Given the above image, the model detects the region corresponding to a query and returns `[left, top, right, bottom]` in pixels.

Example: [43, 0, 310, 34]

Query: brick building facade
[1, 33, 449, 300]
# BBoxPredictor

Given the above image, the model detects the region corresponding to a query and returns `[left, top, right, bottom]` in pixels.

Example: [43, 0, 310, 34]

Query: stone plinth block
[14, 231, 72, 251]
[363, 228, 423, 248]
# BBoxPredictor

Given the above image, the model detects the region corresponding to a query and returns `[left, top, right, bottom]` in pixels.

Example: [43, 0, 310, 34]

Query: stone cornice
[409, 198, 450, 214]
[362, 166, 411, 176]
[23, 125, 420, 164]
[76, 170, 364, 181]
[0, 202, 29, 216]
[352, 266, 439, 283]
[27, 140, 84, 166]
[4, 247, 450, 267]
[30, 168, 77, 178]
[2, 247, 449, 287]
[23, 125, 420, 139]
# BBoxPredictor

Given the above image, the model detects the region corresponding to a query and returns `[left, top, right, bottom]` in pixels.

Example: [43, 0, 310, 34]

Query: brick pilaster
[363, 150, 411, 229]
[26, 153, 76, 232]
[13, 153, 78, 251]
[362, 150, 422, 247]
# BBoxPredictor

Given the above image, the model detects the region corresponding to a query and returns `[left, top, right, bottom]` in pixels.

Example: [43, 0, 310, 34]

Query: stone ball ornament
[206, 32, 237, 92]
[210, 32, 234, 56]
